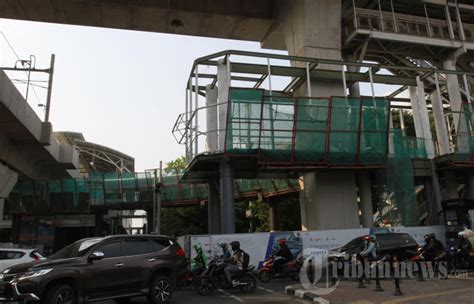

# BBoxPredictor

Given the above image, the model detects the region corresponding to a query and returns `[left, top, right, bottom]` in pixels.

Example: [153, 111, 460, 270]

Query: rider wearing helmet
[422, 233, 444, 262]
[454, 231, 472, 263]
[273, 238, 294, 274]
[219, 243, 231, 260]
[360, 235, 377, 260]
[224, 241, 245, 286]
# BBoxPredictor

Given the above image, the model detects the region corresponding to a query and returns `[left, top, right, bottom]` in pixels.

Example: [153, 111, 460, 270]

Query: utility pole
[156, 161, 163, 234]
[44, 54, 55, 122]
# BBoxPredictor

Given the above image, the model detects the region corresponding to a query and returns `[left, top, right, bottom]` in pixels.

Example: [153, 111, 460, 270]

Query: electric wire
[0, 31, 43, 107]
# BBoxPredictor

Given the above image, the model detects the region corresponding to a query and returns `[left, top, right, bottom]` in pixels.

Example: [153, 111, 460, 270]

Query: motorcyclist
[422, 233, 444, 262]
[219, 243, 231, 260]
[224, 241, 245, 286]
[360, 235, 377, 260]
[454, 231, 472, 264]
[273, 238, 294, 274]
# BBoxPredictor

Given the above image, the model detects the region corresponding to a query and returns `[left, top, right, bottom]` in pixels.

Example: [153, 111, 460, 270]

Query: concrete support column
[409, 86, 424, 140]
[415, 78, 436, 158]
[444, 171, 459, 200]
[208, 179, 221, 234]
[268, 198, 278, 231]
[301, 171, 359, 230]
[443, 58, 463, 130]
[430, 91, 450, 155]
[278, 0, 359, 230]
[0, 164, 18, 198]
[205, 84, 218, 152]
[423, 179, 435, 224]
[11, 214, 21, 243]
[358, 172, 373, 227]
[217, 59, 230, 151]
[466, 173, 474, 200]
[220, 159, 235, 234]
[95, 210, 106, 237]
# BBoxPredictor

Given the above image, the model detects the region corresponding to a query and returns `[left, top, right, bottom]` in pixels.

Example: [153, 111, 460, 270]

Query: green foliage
[160, 156, 207, 236]
[160, 205, 208, 237]
[164, 156, 186, 173]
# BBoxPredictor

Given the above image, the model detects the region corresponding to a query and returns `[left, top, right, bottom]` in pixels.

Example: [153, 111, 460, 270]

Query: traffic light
[154, 182, 162, 194]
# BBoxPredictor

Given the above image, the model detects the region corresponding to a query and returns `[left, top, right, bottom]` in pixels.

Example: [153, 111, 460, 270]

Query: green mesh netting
[225, 89, 390, 166]
[376, 129, 418, 226]
[454, 102, 473, 163]
[8, 173, 301, 212]
[226, 89, 264, 154]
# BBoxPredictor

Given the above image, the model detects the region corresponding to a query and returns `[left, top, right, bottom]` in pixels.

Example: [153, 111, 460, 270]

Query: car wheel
[114, 297, 132, 304]
[44, 284, 77, 304]
[148, 275, 173, 304]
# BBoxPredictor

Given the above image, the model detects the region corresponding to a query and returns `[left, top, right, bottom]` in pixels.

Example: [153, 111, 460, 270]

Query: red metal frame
[223, 89, 391, 170]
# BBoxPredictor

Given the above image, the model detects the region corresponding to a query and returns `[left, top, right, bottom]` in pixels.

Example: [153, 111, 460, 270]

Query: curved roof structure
[55, 131, 134, 175]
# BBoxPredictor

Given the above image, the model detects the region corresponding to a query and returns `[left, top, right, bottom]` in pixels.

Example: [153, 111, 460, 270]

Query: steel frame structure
[172, 50, 473, 166]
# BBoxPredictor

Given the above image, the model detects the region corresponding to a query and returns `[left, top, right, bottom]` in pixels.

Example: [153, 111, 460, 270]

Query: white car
[0, 248, 45, 272]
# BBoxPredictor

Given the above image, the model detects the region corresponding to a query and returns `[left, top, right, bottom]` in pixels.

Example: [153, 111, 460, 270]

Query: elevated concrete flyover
[0, 0, 285, 49]
[0, 70, 80, 197]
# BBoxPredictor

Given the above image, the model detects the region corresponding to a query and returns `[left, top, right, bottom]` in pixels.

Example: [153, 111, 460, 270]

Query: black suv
[329, 233, 420, 261]
[0, 235, 186, 303]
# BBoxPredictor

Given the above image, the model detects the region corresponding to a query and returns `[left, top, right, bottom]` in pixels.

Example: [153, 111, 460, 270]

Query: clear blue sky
[0, 18, 278, 171]
[0, 18, 399, 172]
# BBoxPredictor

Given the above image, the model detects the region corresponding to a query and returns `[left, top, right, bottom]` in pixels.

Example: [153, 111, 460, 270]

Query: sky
[0, 18, 281, 171]
[0, 18, 400, 172]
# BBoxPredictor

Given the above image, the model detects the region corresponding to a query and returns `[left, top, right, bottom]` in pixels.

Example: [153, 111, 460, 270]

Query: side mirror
[88, 251, 104, 262]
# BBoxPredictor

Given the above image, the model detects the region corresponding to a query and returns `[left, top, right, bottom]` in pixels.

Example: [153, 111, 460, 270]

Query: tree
[160, 156, 208, 236]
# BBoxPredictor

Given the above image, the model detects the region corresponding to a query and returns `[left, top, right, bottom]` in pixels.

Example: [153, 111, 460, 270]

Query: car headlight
[18, 269, 52, 280]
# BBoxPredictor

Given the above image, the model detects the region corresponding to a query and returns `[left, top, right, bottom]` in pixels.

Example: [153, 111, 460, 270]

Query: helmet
[230, 241, 240, 251]
[278, 238, 286, 246]
[363, 235, 374, 242]
[458, 231, 466, 238]
[424, 234, 432, 241]
[219, 242, 228, 249]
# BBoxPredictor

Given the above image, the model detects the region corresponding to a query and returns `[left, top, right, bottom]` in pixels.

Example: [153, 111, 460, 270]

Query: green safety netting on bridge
[376, 129, 419, 227]
[226, 88, 390, 166]
[454, 102, 474, 163]
[7, 172, 301, 214]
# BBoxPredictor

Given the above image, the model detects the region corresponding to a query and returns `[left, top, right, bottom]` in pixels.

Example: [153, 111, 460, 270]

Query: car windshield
[50, 238, 104, 259]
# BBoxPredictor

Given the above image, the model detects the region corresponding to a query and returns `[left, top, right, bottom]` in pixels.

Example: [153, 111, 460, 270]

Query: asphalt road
[98, 275, 474, 304]
[98, 280, 304, 304]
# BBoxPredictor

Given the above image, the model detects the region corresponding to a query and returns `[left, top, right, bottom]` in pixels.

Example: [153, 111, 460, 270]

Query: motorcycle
[446, 246, 471, 271]
[194, 256, 257, 296]
[258, 254, 302, 283]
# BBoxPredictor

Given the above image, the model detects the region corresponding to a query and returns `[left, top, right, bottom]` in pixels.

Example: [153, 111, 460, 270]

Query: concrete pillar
[466, 173, 474, 200]
[11, 214, 21, 243]
[217, 59, 230, 151]
[443, 58, 463, 130]
[415, 78, 436, 158]
[409, 86, 424, 140]
[301, 171, 359, 230]
[430, 91, 450, 155]
[0, 164, 18, 198]
[279, 0, 359, 230]
[95, 210, 106, 236]
[220, 159, 235, 234]
[268, 198, 278, 231]
[444, 171, 459, 200]
[206, 84, 218, 152]
[208, 179, 221, 234]
[146, 208, 153, 234]
[358, 172, 373, 227]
